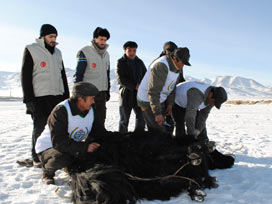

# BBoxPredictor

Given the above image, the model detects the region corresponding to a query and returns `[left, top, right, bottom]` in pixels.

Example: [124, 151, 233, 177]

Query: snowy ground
[1, 93, 272, 204]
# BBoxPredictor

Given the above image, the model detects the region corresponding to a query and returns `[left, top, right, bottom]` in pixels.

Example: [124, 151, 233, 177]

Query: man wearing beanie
[35, 82, 109, 184]
[74, 27, 111, 127]
[115, 41, 147, 133]
[137, 47, 191, 133]
[19, 24, 70, 168]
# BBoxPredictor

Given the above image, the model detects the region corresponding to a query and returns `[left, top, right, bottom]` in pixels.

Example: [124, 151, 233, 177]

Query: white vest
[175, 81, 211, 109]
[80, 44, 110, 91]
[35, 100, 94, 154]
[26, 39, 64, 97]
[137, 56, 179, 103]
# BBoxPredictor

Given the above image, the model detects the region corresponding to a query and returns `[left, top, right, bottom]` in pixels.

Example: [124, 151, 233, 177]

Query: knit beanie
[93, 27, 110, 40]
[40, 24, 58, 37]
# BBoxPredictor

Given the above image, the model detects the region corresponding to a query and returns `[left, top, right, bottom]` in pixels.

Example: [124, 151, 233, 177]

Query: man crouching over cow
[173, 81, 234, 169]
[173, 81, 228, 141]
[35, 82, 106, 185]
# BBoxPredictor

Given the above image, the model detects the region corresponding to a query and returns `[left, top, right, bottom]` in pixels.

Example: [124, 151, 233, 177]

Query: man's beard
[44, 41, 55, 54]
[97, 44, 105, 49]
[95, 42, 105, 49]
[48, 42, 56, 47]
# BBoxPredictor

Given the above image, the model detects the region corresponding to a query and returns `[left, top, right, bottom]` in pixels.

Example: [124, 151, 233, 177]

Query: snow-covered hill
[199, 76, 272, 100]
[1, 69, 271, 100]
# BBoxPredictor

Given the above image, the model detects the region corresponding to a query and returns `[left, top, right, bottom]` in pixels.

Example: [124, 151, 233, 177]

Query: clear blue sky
[0, 0, 271, 86]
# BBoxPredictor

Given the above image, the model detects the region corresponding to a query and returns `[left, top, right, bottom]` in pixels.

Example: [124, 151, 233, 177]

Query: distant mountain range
[0, 68, 271, 100]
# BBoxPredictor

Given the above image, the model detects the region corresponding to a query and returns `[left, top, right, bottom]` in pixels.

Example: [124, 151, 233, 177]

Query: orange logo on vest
[92, 63, 96, 68]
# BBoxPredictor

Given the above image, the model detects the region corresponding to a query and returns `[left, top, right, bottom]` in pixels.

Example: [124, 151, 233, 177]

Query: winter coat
[21, 40, 69, 103]
[175, 82, 214, 135]
[115, 55, 146, 107]
[45, 99, 109, 157]
[137, 55, 179, 115]
[75, 41, 110, 92]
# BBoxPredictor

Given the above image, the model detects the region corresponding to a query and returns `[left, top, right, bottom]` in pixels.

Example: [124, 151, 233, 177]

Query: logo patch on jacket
[40, 61, 47, 67]
[167, 80, 175, 91]
[70, 127, 88, 142]
[91, 63, 96, 68]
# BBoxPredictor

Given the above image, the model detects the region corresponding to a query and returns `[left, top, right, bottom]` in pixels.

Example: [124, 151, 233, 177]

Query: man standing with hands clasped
[74, 27, 111, 127]
[19, 24, 69, 168]
[115, 41, 146, 133]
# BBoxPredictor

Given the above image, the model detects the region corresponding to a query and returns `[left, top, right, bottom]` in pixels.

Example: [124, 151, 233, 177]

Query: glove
[106, 91, 110, 102]
[26, 101, 36, 115]
[192, 129, 201, 139]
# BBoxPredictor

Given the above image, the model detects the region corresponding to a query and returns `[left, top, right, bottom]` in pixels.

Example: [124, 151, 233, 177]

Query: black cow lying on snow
[69, 131, 234, 203]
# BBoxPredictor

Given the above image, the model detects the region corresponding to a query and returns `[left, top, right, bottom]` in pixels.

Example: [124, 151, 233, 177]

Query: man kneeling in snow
[35, 82, 107, 185]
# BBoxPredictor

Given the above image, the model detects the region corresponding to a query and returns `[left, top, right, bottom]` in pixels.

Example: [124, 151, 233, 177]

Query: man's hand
[26, 101, 36, 115]
[193, 129, 201, 139]
[136, 84, 139, 91]
[155, 114, 164, 126]
[87, 142, 100, 152]
[165, 104, 172, 115]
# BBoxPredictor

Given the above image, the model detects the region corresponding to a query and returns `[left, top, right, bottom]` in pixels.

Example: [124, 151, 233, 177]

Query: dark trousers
[94, 91, 107, 127]
[141, 105, 166, 133]
[38, 148, 74, 177]
[119, 106, 145, 133]
[31, 95, 63, 162]
[172, 104, 186, 138]
[172, 103, 208, 141]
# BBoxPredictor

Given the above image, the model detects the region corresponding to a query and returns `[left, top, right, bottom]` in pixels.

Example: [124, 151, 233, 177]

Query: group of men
[19, 24, 227, 185]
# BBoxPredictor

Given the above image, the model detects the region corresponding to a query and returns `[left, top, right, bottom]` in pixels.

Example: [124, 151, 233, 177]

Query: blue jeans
[119, 106, 145, 133]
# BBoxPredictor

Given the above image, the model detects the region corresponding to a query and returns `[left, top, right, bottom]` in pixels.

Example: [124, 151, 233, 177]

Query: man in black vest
[115, 41, 147, 133]
[18, 24, 69, 168]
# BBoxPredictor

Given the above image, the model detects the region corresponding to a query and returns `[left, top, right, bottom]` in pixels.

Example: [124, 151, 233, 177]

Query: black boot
[42, 169, 55, 185]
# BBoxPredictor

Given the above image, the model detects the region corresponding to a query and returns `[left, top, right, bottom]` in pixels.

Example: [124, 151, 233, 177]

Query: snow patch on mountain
[1, 69, 271, 100]
[200, 76, 272, 100]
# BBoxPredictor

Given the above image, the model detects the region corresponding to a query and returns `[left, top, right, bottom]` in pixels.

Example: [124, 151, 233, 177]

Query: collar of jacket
[68, 99, 89, 117]
[166, 54, 179, 73]
[35, 38, 58, 53]
[90, 40, 109, 56]
[122, 54, 139, 61]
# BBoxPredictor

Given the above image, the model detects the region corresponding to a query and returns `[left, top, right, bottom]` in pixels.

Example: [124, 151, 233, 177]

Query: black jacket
[49, 99, 110, 157]
[115, 55, 146, 107]
[21, 48, 70, 103]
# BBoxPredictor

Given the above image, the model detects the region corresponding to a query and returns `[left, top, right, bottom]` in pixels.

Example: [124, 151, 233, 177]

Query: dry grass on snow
[226, 100, 272, 105]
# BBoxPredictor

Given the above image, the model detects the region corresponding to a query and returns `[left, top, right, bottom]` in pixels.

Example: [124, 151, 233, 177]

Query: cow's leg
[188, 184, 206, 202]
[200, 176, 219, 188]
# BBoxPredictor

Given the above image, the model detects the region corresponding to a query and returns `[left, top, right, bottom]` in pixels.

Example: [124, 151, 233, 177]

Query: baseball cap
[174, 47, 191, 66]
[213, 87, 228, 109]
[163, 41, 177, 52]
[72, 82, 99, 97]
